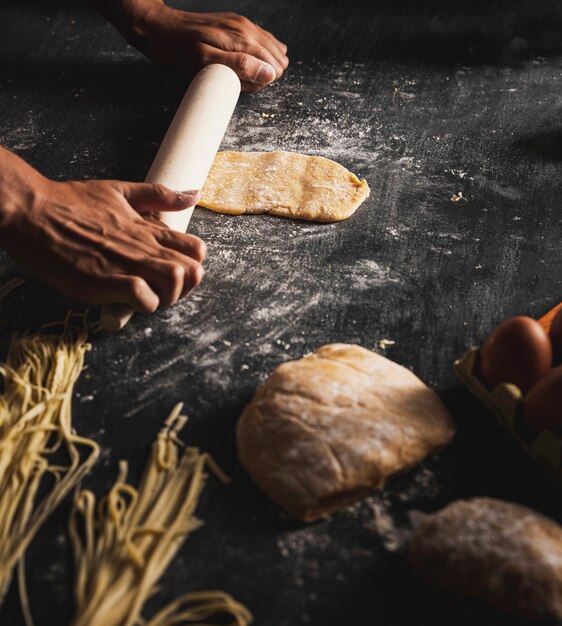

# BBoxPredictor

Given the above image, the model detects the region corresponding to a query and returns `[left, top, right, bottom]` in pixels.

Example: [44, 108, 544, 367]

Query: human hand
[0, 149, 206, 313]
[107, 1, 289, 92]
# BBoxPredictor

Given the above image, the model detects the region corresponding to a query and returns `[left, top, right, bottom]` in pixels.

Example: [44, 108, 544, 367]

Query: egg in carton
[454, 346, 562, 483]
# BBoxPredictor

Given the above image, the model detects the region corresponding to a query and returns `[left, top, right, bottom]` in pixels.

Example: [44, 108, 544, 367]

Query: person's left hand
[112, 0, 289, 92]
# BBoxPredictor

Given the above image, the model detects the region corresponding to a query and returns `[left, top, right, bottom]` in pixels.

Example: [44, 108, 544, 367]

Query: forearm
[88, 0, 164, 42]
[0, 147, 46, 244]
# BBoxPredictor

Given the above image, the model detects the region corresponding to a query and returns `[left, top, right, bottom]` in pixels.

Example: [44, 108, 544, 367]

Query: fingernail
[255, 62, 276, 83]
[175, 190, 201, 204]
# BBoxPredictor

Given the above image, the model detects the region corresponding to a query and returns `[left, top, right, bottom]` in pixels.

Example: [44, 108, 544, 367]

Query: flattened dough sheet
[199, 151, 370, 222]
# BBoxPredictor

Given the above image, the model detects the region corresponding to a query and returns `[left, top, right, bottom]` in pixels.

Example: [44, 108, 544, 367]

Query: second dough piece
[199, 151, 370, 222]
[410, 497, 562, 620]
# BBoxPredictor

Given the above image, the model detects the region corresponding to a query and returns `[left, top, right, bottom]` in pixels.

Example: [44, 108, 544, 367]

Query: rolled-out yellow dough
[199, 151, 370, 222]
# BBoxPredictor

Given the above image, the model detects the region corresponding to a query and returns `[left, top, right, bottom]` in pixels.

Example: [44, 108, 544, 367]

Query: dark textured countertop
[0, 1, 561, 625]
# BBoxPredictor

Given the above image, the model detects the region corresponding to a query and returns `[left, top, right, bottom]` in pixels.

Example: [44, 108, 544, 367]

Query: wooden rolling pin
[100, 64, 241, 332]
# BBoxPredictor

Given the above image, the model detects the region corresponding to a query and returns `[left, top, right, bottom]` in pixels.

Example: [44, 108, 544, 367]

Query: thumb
[112, 182, 201, 214]
[220, 51, 276, 85]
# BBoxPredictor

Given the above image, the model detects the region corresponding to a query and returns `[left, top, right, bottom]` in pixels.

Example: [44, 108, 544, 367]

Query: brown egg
[480, 316, 552, 394]
[524, 366, 562, 431]
[550, 308, 562, 360]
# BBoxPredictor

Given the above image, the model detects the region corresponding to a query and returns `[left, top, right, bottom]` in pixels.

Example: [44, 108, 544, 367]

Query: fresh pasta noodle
[0, 280, 249, 625]
[69, 403, 252, 626]
[0, 315, 100, 616]
[145, 591, 252, 626]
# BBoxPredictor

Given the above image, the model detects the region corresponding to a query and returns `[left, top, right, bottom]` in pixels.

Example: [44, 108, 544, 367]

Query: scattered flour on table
[0, 110, 45, 152]
[275, 462, 446, 585]
[344, 259, 402, 289]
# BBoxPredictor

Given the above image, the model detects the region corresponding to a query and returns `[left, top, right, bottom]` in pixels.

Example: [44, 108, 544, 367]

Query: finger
[142, 258, 205, 306]
[109, 181, 201, 214]
[195, 21, 286, 69]
[99, 232, 205, 305]
[258, 25, 288, 55]
[245, 41, 284, 78]
[151, 226, 207, 262]
[202, 45, 276, 85]
[240, 80, 268, 93]
[274, 51, 289, 71]
[256, 28, 289, 68]
[276, 50, 289, 71]
[227, 51, 276, 84]
[203, 30, 284, 78]
[152, 261, 185, 306]
[98, 274, 160, 314]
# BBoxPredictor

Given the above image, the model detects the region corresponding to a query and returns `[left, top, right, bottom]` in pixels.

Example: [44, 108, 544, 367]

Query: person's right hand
[97, 0, 289, 92]
[132, 6, 289, 92]
[0, 149, 206, 313]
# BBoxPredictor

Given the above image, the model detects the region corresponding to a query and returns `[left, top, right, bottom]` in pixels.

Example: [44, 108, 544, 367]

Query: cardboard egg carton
[454, 347, 562, 483]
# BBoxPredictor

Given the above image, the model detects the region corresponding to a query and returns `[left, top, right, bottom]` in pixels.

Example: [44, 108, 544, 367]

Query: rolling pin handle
[100, 64, 241, 332]
[100, 303, 135, 332]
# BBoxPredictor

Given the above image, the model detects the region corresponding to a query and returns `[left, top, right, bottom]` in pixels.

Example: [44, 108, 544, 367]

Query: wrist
[0, 148, 47, 244]
[94, 0, 168, 47]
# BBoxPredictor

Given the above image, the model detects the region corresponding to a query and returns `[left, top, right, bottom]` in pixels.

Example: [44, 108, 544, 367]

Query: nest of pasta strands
[69, 403, 252, 626]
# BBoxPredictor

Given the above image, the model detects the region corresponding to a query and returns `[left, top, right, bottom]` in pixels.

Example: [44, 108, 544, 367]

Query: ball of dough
[236, 344, 455, 522]
[409, 497, 562, 620]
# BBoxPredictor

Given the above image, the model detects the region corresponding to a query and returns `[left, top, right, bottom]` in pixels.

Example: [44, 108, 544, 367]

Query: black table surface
[1, 1, 561, 625]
